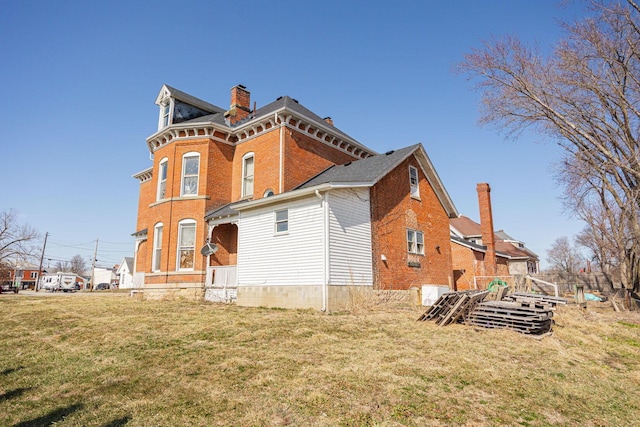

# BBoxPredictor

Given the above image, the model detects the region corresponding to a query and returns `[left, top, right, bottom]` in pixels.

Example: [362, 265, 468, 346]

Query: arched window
[152, 223, 163, 272]
[181, 153, 200, 196]
[177, 219, 196, 270]
[263, 189, 275, 197]
[242, 153, 254, 198]
[157, 158, 168, 201]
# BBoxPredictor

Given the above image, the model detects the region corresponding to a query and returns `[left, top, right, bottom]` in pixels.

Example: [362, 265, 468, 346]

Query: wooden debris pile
[417, 290, 489, 325]
[418, 290, 568, 335]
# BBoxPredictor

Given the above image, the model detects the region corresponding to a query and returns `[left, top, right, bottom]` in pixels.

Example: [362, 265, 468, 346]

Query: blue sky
[0, 0, 590, 270]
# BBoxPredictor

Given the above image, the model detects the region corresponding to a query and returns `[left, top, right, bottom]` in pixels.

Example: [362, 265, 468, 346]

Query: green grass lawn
[1, 293, 639, 426]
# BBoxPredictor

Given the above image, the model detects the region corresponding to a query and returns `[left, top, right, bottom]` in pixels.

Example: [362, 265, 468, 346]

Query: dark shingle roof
[297, 145, 420, 189]
[163, 84, 225, 114]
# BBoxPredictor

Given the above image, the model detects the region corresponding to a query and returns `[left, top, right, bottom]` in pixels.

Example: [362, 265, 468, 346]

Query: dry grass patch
[1, 294, 639, 426]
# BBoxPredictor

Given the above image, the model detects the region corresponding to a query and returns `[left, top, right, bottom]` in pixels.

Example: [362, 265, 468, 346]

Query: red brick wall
[283, 128, 356, 192]
[451, 242, 510, 291]
[209, 223, 238, 266]
[232, 129, 281, 200]
[371, 155, 452, 290]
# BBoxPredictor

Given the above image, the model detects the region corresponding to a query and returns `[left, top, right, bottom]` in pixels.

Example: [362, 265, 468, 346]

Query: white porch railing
[206, 265, 237, 287]
[205, 265, 238, 303]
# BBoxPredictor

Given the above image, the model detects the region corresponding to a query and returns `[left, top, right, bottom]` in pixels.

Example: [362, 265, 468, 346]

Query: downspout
[277, 113, 284, 194]
[316, 189, 328, 312]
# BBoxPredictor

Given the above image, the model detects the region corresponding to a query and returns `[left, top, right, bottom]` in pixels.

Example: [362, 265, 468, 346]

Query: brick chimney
[477, 183, 497, 276]
[225, 84, 251, 125]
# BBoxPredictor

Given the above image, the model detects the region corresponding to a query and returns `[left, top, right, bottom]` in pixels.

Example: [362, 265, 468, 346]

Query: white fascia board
[265, 106, 377, 156]
[414, 146, 459, 218]
[233, 182, 374, 211]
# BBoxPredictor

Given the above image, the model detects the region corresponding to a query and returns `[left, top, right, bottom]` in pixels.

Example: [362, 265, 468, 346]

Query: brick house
[132, 85, 458, 309]
[450, 183, 539, 291]
[0, 264, 42, 290]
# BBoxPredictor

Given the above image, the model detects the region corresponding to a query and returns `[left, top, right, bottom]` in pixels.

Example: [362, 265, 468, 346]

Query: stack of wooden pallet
[465, 300, 554, 335]
[417, 290, 489, 325]
[418, 290, 566, 335]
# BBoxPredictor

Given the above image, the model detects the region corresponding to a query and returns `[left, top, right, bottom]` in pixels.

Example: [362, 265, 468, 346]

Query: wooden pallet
[506, 292, 568, 308]
[465, 300, 554, 335]
[417, 290, 489, 325]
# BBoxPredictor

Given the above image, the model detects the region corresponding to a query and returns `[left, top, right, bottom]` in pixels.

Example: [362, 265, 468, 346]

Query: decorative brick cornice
[145, 108, 375, 159]
[133, 167, 153, 183]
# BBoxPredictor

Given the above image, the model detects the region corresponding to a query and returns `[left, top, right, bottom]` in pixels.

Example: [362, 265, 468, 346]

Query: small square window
[275, 209, 288, 233]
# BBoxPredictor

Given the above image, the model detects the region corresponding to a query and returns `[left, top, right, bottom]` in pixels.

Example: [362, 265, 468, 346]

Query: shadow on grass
[0, 387, 32, 403]
[101, 415, 132, 426]
[1, 366, 25, 376]
[12, 403, 84, 427]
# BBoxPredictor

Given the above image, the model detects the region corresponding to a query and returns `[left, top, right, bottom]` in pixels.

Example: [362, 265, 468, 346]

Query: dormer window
[158, 98, 172, 130]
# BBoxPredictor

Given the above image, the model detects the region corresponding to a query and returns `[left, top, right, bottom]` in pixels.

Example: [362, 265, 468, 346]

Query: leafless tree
[458, 0, 640, 293]
[546, 236, 584, 274]
[54, 261, 71, 272]
[0, 209, 39, 265]
[69, 254, 87, 276]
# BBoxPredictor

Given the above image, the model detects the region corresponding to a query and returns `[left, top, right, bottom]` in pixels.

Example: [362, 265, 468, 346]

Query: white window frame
[242, 153, 254, 198]
[158, 99, 172, 130]
[30, 272, 38, 279]
[181, 153, 200, 197]
[157, 158, 168, 201]
[152, 223, 163, 272]
[263, 189, 275, 197]
[176, 219, 196, 271]
[407, 229, 424, 255]
[409, 165, 420, 199]
[274, 209, 289, 234]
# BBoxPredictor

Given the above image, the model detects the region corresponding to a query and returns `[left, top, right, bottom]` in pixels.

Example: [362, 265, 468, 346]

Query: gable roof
[297, 143, 458, 218]
[450, 215, 538, 260]
[223, 143, 458, 218]
[156, 84, 225, 115]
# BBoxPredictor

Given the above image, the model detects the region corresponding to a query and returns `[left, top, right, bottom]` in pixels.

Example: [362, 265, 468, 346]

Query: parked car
[0, 283, 19, 294]
[95, 283, 110, 290]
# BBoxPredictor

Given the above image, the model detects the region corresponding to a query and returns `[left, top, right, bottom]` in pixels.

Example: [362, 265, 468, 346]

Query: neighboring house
[450, 183, 539, 291]
[132, 84, 458, 310]
[2, 264, 43, 290]
[93, 267, 117, 288]
[116, 257, 134, 288]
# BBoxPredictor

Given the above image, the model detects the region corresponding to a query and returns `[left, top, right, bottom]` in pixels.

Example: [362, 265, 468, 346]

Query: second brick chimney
[225, 84, 251, 125]
[477, 183, 497, 276]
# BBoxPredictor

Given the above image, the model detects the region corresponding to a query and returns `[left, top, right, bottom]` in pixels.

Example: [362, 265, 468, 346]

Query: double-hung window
[407, 229, 424, 255]
[181, 153, 199, 196]
[242, 153, 254, 198]
[153, 223, 163, 272]
[275, 209, 288, 234]
[157, 158, 168, 200]
[409, 165, 420, 198]
[177, 220, 196, 270]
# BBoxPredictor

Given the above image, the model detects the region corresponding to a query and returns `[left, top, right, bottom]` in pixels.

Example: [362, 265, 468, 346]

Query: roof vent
[344, 161, 352, 167]
[385, 150, 395, 155]
[276, 96, 283, 101]
[292, 98, 299, 103]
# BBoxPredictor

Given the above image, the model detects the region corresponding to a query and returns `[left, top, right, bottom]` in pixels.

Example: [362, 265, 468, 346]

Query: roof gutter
[232, 182, 374, 211]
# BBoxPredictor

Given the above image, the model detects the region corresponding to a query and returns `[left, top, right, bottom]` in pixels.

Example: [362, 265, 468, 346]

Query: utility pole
[36, 232, 48, 292]
[90, 238, 98, 291]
